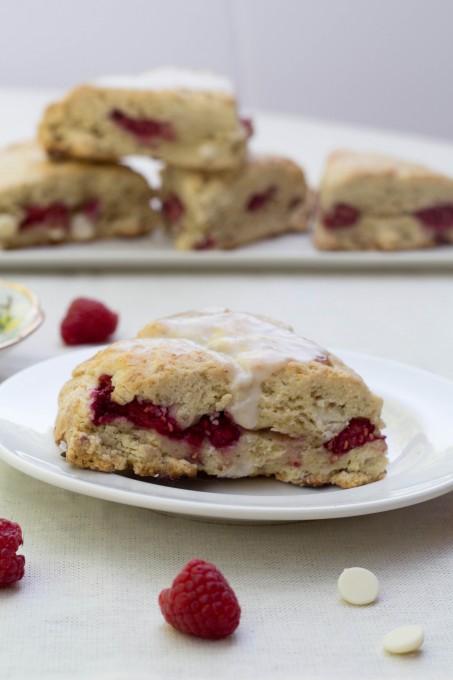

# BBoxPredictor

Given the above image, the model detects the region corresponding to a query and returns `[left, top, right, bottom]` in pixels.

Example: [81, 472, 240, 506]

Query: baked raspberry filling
[110, 109, 176, 142]
[324, 418, 385, 455]
[20, 203, 69, 231]
[414, 204, 453, 238]
[162, 194, 185, 223]
[91, 375, 240, 449]
[194, 237, 216, 250]
[322, 203, 360, 228]
[240, 117, 254, 138]
[19, 199, 100, 232]
[246, 185, 277, 212]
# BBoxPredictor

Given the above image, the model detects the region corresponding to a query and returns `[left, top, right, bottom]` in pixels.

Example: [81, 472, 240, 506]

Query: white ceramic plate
[0, 279, 44, 351]
[1, 230, 453, 272]
[0, 348, 453, 522]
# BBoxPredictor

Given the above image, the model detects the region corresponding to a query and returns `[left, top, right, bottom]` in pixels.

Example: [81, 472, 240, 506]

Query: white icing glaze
[93, 68, 234, 94]
[143, 310, 328, 429]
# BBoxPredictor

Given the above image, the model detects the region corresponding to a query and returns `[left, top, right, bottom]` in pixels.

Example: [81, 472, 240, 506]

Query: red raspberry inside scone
[414, 203, 453, 241]
[162, 194, 185, 224]
[246, 185, 277, 212]
[91, 375, 241, 449]
[20, 199, 100, 232]
[110, 109, 176, 143]
[324, 417, 384, 455]
[322, 203, 360, 228]
[322, 201, 453, 242]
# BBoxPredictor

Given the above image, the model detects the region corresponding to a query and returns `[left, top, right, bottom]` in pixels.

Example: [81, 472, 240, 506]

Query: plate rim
[0, 232, 453, 272]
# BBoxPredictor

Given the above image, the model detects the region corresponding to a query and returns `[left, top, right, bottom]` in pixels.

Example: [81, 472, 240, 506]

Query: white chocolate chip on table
[382, 625, 424, 654]
[337, 567, 379, 605]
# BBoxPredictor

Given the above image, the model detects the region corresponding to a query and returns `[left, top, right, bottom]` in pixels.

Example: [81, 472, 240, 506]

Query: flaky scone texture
[38, 75, 248, 170]
[55, 311, 388, 489]
[0, 141, 156, 249]
[161, 154, 310, 250]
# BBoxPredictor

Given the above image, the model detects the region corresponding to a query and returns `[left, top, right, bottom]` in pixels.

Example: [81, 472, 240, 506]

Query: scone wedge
[314, 150, 453, 250]
[0, 141, 156, 249]
[55, 310, 388, 489]
[39, 68, 250, 170]
[161, 155, 310, 250]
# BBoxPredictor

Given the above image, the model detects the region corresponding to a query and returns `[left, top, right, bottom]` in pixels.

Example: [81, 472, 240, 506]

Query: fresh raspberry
[61, 298, 119, 345]
[322, 203, 360, 228]
[159, 558, 241, 639]
[0, 519, 25, 588]
[324, 417, 385, 455]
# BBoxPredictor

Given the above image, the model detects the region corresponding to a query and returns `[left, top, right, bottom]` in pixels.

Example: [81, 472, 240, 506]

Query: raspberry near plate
[0, 348, 452, 522]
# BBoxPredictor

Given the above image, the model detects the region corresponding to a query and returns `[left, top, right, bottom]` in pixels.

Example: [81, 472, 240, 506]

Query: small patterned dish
[0, 279, 44, 351]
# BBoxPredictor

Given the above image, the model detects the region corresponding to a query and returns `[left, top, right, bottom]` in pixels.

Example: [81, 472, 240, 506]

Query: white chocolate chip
[48, 227, 65, 241]
[338, 567, 379, 605]
[0, 213, 18, 239]
[71, 213, 95, 240]
[199, 143, 219, 161]
[382, 625, 424, 654]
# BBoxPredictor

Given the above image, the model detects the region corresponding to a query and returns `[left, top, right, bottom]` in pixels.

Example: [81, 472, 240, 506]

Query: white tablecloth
[1, 91, 453, 679]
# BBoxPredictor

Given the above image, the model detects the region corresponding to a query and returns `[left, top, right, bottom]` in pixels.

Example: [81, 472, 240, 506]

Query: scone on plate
[55, 309, 388, 489]
[160, 155, 310, 250]
[0, 141, 156, 249]
[314, 150, 453, 250]
[38, 68, 251, 170]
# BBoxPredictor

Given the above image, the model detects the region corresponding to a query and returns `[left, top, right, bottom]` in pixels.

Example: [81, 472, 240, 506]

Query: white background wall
[0, 0, 452, 140]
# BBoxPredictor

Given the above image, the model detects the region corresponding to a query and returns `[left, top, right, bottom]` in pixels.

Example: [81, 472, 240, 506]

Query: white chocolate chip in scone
[71, 213, 95, 240]
[0, 214, 18, 239]
[199, 142, 219, 161]
[382, 625, 424, 654]
[338, 567, 379, 605]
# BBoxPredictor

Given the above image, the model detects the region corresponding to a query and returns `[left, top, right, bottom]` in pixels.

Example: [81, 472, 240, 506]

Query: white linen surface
[1, 458, 452, 680]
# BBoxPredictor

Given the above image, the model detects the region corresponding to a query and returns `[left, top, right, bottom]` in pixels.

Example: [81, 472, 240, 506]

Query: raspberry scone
[314, 150, 453, 250]
[161, 155, 310, 250]
[0, 141, 156, 249]
[55, 310, 388, 489]
[39, 68, 250, 170]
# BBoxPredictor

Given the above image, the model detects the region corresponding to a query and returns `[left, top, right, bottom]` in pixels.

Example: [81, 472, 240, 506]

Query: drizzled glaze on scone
[138, 309, 330, 429]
